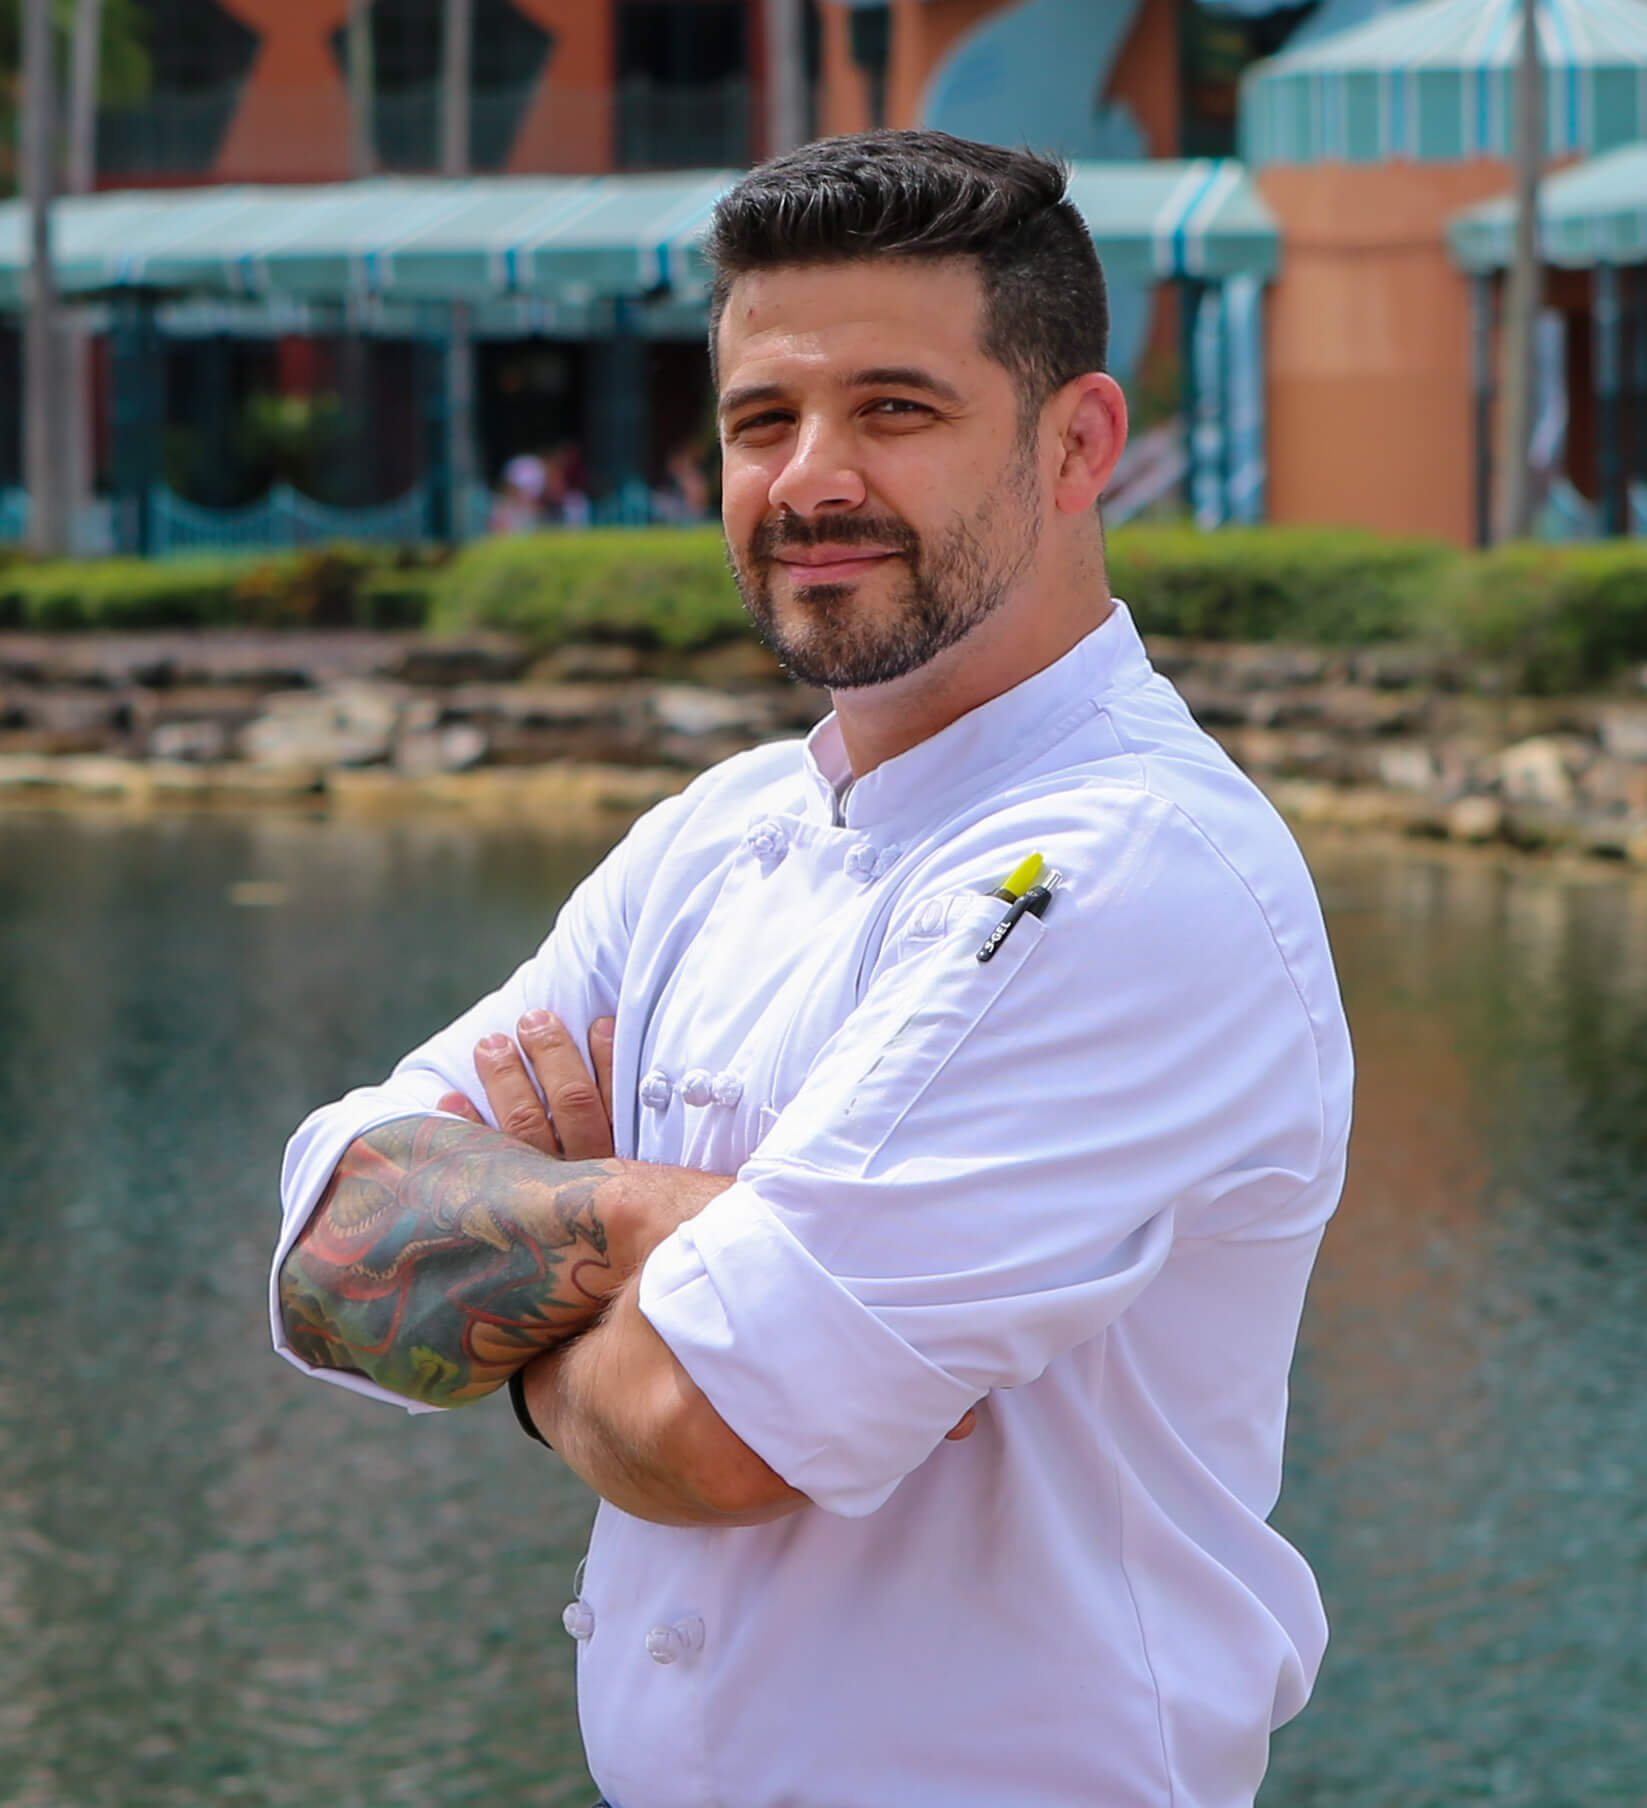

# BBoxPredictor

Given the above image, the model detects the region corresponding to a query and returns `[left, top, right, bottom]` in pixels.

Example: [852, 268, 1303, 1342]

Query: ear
[1049, 374, 1127, 516]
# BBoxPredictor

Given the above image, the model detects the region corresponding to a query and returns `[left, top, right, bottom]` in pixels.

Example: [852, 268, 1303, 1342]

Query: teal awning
[1240, 0, 1647, 166]
[0, 159, 1278, 313]
[1066, 159, 1279, 281]
[0, 171, 738, 309]
[1448, 139, 1647, 270]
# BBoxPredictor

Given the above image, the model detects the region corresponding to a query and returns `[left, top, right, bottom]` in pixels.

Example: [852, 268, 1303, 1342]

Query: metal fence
[0, 479, 675, 556]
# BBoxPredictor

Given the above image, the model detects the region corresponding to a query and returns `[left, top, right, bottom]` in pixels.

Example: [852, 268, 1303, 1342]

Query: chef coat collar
[800, 600, 1152, 831]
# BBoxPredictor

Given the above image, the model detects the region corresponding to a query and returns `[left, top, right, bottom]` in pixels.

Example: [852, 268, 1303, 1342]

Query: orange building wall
[199, 0, 615, 182]
[1260, 161, 1517, 546]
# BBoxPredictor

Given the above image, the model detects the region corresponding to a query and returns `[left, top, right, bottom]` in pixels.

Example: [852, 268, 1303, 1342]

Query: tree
[1493, 0, 1543, 543]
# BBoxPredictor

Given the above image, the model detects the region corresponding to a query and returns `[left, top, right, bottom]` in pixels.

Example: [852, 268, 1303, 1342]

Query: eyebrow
[718, 365, 965, 418]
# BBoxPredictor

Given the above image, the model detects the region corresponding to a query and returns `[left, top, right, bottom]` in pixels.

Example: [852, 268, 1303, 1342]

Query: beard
[727, 445, 1043, 691]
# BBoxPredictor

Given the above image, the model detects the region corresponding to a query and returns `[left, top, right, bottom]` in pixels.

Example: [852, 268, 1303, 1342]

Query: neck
[832, 583, 1114, 778]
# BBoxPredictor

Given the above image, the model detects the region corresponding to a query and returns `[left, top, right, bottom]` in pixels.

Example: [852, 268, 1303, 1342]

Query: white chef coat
[273, 603, 1354, 1808]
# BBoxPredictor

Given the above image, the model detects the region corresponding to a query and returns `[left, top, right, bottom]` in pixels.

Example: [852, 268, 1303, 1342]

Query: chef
[273, 129, 1354, 1808]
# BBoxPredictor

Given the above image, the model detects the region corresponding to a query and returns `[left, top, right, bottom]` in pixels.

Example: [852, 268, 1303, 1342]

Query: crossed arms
[278, 1010, 978, 1527]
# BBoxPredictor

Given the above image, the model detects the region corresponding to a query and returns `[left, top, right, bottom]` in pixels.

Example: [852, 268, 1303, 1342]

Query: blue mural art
[917, 0, 1153, 380]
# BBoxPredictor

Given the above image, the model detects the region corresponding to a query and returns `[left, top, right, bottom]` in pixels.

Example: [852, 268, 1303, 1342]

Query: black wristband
[507, 1363, 552, 1448]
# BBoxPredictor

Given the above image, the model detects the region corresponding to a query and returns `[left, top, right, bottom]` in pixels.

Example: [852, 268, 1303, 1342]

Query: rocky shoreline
[3, 628, 1646, 865]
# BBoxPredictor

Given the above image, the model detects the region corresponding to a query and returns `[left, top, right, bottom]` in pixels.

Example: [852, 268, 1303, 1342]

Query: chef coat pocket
[752, 894, 1047, 1177]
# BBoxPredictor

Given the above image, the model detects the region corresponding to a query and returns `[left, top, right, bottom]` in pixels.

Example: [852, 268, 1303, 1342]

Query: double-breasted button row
[641, 1067, 744, 1110]
[844, 841, 903, 883]
[744, 814, 902, 883]
[561, 1600, 707, 1668]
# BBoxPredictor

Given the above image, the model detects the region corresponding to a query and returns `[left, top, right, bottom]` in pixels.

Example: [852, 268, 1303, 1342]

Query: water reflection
[1267, 837, 1647, 1808]
[1, 813, 1643, 1806]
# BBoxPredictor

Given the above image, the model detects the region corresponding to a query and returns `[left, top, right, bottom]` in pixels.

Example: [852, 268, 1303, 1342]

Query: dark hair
[704, 130, 1108, 420]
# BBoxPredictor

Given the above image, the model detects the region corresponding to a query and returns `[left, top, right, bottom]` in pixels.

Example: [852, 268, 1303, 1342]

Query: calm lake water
[1, 808, 1643, 1808]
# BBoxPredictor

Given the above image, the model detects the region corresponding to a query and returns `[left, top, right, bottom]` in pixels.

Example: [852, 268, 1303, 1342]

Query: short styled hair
[704, 130, 1108, 418]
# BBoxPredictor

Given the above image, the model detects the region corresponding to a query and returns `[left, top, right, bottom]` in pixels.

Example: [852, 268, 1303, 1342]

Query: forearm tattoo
[278, 1117, 621, 1407]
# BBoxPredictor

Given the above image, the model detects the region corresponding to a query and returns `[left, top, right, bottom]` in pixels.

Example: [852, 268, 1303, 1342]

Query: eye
[727, 410, 792, 441]
[863, 397, 936, 428]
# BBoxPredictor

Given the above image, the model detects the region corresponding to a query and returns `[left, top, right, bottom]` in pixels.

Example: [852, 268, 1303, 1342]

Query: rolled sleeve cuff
[638, 1180, 978, 1518]
[269, 1094, 471, 1416]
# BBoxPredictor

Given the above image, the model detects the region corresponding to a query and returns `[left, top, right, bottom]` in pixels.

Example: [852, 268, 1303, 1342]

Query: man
[273, 131, 1353, 1808]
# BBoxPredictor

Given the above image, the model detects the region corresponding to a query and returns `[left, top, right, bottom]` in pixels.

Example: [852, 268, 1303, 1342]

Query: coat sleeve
[639, 799, 1338, 1515]
[269, 789, 694, 1409]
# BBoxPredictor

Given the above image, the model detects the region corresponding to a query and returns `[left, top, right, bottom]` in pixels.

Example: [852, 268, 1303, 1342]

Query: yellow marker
[988, 852, 1044, 904]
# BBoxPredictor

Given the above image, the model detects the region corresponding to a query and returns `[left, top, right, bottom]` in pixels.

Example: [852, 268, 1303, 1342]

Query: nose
[767, 415, 867, 518]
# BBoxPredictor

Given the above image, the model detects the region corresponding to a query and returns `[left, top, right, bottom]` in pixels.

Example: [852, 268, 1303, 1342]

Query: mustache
[750, 514, 921, 561]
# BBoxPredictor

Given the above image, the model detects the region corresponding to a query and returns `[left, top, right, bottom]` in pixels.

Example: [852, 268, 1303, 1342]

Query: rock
[448, 681, 638, 727]
[239, 680, 409, 769]
[1318, 686, 1430, 737]
[648, 685, 774, 738]
[0, 753, 53, 790]
[1446, 796, 1504, 843]
[1577, 755, 1647, 816]
[148, 720, 230, 763]
[394, 722, 490, 777]
[16, 688, 130, 738]
[1494, 735, 1587, 808]
[1349, 646, 1451, 690]
[682, 640, 786, 688]
[1597, 706, 1647, 764]
[1225, 645, 1333, 690]
[390, 636, 532, 686]
[1376, 744, 1438, 793]
[529, 644, 647, 682]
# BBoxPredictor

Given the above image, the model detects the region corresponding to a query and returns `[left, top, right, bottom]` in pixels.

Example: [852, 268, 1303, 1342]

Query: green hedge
[2, 525, 1644, 693]
[429, 525, 745, 650]
[0, 545, 443, 631]
[428, 523, 1460, 653]
[1106, 525, 1459, 645]
[1422, 540, 1647, 694]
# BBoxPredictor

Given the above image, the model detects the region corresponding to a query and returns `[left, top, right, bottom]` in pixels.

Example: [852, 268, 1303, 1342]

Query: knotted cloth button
[844, 842, 880, 882]
[909, 898, 947, 939]
[678, 1068, 714, 1108]
[639, 1069, 673, 1110]
[710, 1070, 744, 1108]
[744, 816, 790, 868]
[645, 1617, 705, 1666]
[562, 1600, 595, 1641]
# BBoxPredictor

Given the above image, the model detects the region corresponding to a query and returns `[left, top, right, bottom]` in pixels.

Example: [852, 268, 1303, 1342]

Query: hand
[441, 1015, 980, 1446]
[438, 1011, 616, 1161]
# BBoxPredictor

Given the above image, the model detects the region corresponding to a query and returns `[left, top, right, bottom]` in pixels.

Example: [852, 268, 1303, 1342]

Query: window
[331, 0, 556, 171]
[615, 1, 749, 169]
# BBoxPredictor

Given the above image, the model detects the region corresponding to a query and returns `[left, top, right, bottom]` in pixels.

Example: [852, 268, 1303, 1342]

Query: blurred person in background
[489, 451, 548, 534]
[272, 131, 1352, 1808]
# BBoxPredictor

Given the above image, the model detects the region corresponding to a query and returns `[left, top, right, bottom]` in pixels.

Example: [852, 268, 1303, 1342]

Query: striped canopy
[0, 160, 1278, 312]
[1448, 138, 1647, 267]
[0, 172, 737, 310]
[1240, 0, 1647, 166]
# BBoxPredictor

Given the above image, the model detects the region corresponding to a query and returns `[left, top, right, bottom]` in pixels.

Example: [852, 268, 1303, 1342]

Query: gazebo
[1449, 139, 1647, 537]
[1239, 0, 1647, 544]
[0, 161, 1279, 553]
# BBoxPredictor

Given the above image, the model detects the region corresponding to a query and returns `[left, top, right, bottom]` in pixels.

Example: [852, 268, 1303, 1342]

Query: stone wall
[3, 628, 1646, 864]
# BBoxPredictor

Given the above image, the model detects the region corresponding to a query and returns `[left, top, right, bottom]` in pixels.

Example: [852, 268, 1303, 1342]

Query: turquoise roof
[1241, 0, 1647, 165]
[1448, 138, 1647, 269]
[0, 160, 1279, 312]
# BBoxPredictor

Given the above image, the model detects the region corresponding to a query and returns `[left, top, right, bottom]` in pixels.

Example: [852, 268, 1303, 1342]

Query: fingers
[436, 1091, 484, 1123]
[475, 1033, 562, 1158]
[515, 1010, 616, 1162]
[944, 1408, 978, 1442]
[590, 1017, 616, 1128]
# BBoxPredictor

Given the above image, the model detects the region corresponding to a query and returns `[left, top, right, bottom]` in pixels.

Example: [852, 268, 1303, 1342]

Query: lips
[774, 549, 897, 583]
